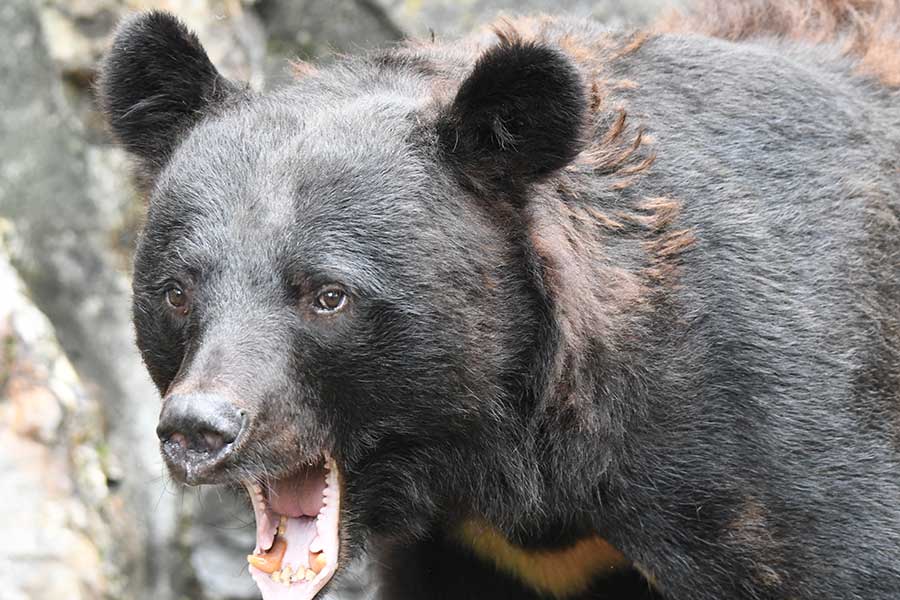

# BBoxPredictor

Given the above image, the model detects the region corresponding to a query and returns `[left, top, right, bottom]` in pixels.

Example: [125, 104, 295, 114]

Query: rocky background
[0, 1, 673, 598]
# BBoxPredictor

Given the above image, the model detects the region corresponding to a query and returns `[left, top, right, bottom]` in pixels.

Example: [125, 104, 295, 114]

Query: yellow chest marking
[454, 519, 630, 598]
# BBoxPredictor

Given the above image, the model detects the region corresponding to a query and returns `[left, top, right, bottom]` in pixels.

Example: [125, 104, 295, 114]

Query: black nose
[157, 392, 246, 483]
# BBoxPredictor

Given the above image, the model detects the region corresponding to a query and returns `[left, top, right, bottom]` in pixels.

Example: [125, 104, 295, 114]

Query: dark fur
[98, 3, 900, 599]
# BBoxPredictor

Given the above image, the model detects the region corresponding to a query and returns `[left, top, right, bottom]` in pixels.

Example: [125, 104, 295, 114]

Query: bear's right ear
[97, 11, 240, 182]
[437, 37, 587, 200]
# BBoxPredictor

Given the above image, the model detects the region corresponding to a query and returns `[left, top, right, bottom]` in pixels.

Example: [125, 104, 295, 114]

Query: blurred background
[0, 1, 674, 598]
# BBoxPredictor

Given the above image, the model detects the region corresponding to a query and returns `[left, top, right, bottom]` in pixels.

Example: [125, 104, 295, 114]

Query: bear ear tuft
[97, 11, 240, 182]
[437, 39, 587, 198]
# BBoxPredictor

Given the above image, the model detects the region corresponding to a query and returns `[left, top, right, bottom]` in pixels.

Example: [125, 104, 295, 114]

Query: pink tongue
[269, 468, 326, 517]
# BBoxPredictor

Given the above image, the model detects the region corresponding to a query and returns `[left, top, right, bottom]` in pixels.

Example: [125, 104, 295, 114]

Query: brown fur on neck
[454, 518, 631, 598]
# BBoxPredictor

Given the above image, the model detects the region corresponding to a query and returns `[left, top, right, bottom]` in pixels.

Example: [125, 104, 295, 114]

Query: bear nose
[157, 392, 246, 483]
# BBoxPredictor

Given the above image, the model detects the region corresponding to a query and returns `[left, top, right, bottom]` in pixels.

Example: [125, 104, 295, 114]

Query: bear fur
[98, 1, 900, 598]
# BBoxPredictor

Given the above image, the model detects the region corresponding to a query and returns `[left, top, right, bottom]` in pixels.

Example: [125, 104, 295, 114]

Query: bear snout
[157, 392, 247, 484]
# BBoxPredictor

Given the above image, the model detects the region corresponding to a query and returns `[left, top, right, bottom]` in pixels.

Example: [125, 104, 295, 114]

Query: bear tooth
[304, 569, 316, 581]
[309, 551, 327, 574]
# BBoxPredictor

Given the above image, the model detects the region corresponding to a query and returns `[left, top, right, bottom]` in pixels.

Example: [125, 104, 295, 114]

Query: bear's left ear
[97, 11, 241, 183]
[437, 38, 587, 198]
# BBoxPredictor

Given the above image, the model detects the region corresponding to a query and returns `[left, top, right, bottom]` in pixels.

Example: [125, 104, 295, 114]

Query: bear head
[99, 11, 587, 600]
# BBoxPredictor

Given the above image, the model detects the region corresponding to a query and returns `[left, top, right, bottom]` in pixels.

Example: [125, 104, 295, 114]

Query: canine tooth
[246, 536, 287, 574]
[309, 551, 327, 574]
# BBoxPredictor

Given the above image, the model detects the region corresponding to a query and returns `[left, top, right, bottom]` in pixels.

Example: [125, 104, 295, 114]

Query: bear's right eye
[165, 283, 190, 316]
[314, 286, 348, 313]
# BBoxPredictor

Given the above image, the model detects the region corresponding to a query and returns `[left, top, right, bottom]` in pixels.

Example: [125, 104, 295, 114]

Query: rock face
[373, 0, 672, 38]
[0, 224, 137, 600]
[0, 1, 672, 599]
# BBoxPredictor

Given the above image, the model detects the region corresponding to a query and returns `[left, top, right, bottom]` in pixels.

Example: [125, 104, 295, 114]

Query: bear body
[99, 2, 900, 599]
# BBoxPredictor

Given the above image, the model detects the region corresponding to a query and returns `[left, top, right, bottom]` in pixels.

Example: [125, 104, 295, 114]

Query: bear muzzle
[156, 391, 248, 484]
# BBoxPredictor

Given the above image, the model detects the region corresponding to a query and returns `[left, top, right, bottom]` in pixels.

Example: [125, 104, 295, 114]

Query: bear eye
[314, 287, 348, 313]
[165, 283, 189, 315]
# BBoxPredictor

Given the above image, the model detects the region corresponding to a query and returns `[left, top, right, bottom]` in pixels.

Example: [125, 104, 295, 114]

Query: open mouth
[243, 455, 341, 600]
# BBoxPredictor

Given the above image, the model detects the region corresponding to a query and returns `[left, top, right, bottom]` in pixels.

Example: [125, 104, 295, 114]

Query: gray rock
[254, 0, 402, 88]
[0, 222, 134, 600]
[369, 0, 677, 40]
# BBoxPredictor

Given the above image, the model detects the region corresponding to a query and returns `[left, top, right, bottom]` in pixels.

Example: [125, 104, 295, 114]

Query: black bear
[98, 1, 900, 598]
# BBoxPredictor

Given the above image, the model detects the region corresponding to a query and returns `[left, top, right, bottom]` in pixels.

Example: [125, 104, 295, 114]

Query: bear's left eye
[164, 282, 190, 315]
[314, 287, 348, 313]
